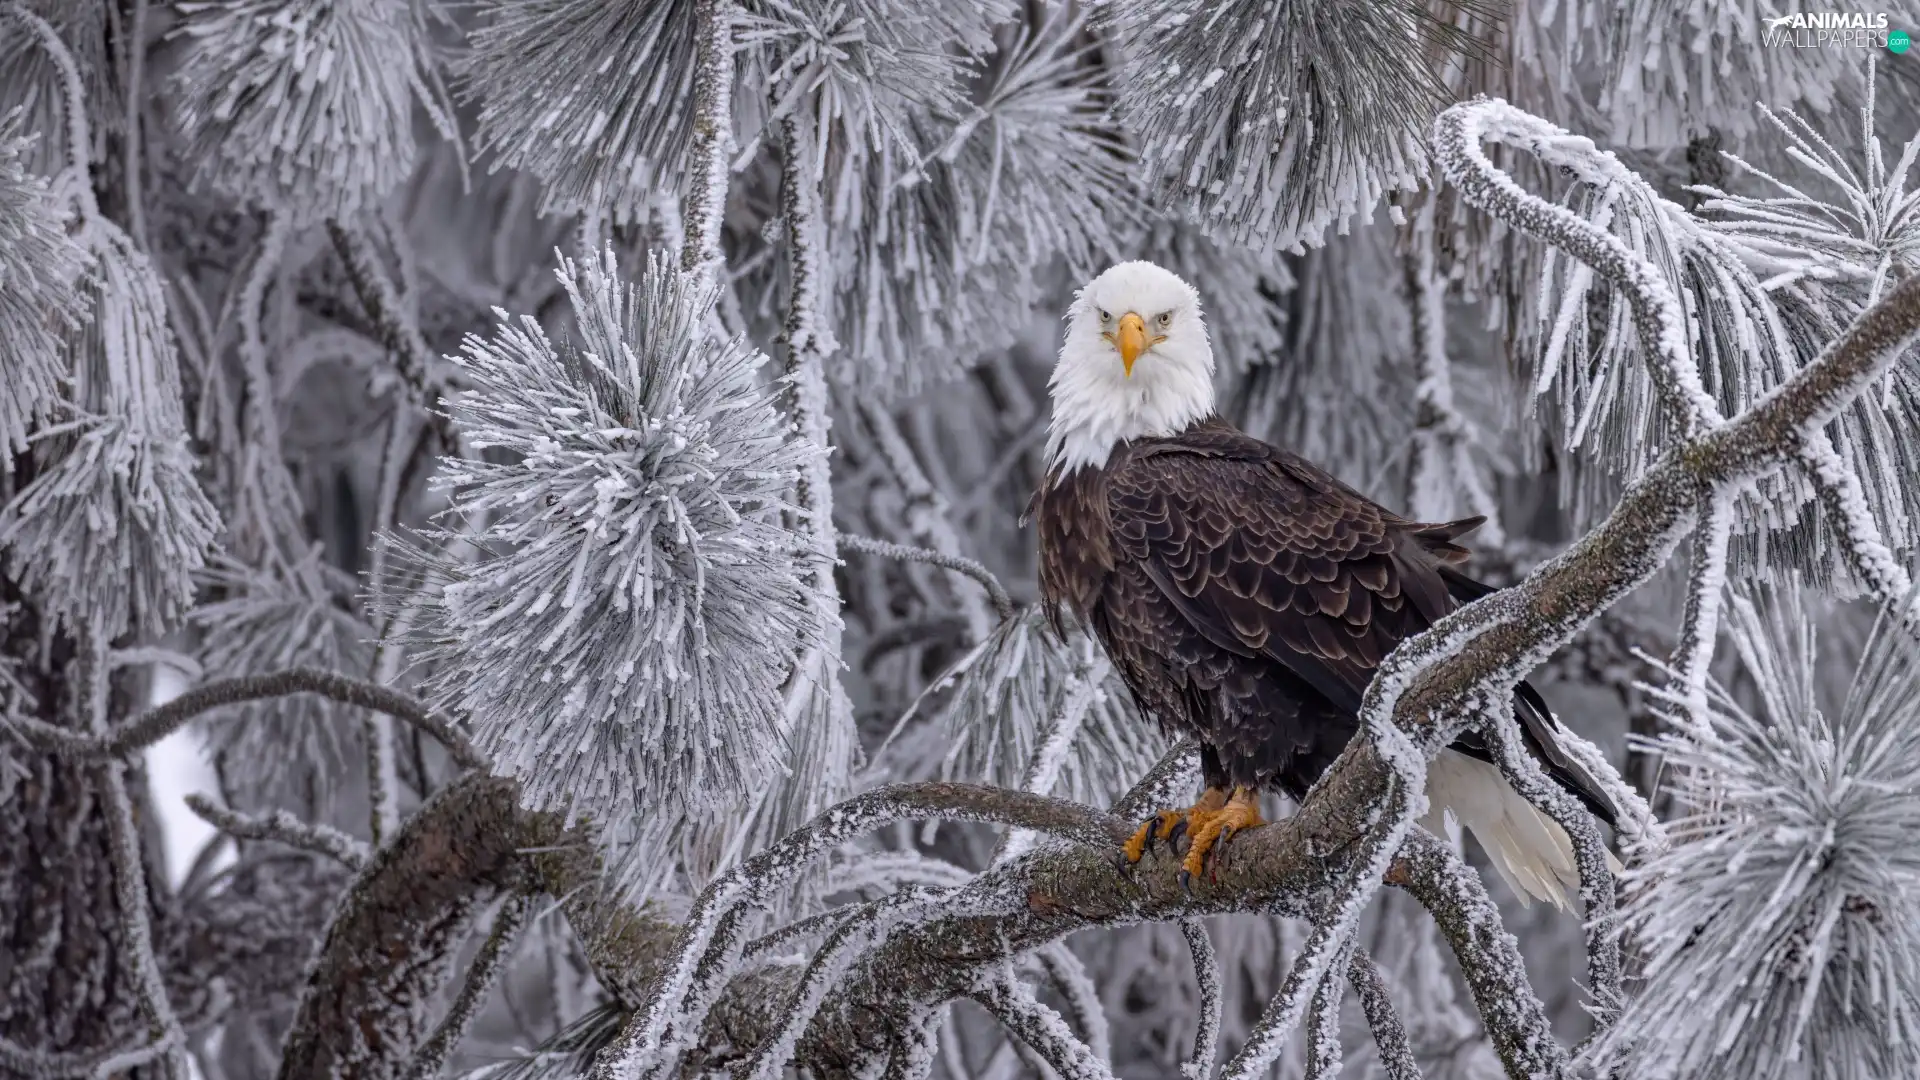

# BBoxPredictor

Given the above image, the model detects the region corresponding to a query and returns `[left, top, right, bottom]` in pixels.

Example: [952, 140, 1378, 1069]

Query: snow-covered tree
[3, 2, 1920, 1079]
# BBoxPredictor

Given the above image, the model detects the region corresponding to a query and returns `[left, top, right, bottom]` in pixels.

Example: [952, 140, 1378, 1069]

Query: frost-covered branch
[82, 635, 188, 1080]
[1433, 98, 1726, 436]
[2, 667, 483, 769]
[973, 978, 1117, 1080]
[681, 0, 738, 283]
[1670, 486, 1735, 726]
[1348, 950, 1420, 1080]
[1795, 434, 1917, 612]
[1036, 943, 1110, 1067]
[402, 892, 532, 1080]
[1388, 830, 1565, 1078]
[1472, 702, 1621, 1018]
[1218, 916, 1350, 1080]
[182, 793, 371, 871]
[1304, 934, 1353, 1080]
[838, 532, 1016, 622]
[1178, 920, 1220, 1080]
[857, 401, 1000, 642]
[324, 221, 462, 450]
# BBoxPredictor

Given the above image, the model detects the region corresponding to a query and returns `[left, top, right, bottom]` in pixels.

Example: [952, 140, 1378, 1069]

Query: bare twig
[183, 793, 371, 871]
[403, 892, 533, 1080]
[1348, 950, 1421, 1080]
[2, 667, 484, 769]
[838, 532, 1016, 622]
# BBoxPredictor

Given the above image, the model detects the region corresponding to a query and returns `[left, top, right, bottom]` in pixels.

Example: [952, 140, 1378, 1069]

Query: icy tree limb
[838, 532, 1016, 621]
[1036, 943, 1111, 1067]
[736, 888, 951, 1080]
[1387, 830, 1564, 1078]
[182, 793, 370, 870]
[1670, 485, 1734, 726]
[1219, 915, 1351, 1080]
[857, 400, 1000, 643]
[1471, 701, 1621, 1018]
[1305, 933, 1353, 1080]
[1348, 949, 1420, 1080]
[80, 635, 189, 1080]
[680, 0, 737, 284]
[2, 666, 484, 769]
[1111, 739, 1201, 821]
[592, 783, 1131, 1080]
[402, 891, 533, 1080]
[1794, 433, 1917, 611]
[972, 978, 1118, 1080]
[277, 774, 532, 1080]
[1433, 98, 1726, 436]
[1178, 920, 1221, 1080]
[325, 222, 460, 433]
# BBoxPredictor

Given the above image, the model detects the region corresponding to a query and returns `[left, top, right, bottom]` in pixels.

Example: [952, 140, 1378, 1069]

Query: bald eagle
[1029, 261, 1623, 909]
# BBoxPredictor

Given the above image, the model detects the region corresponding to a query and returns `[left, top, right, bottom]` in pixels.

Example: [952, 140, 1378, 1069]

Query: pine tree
[3, 1, 1920, 1078]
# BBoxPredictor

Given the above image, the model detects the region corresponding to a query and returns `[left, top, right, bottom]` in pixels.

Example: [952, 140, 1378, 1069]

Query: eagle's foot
[1180, 787, 1267, 883]
[1121, 787, 1229, 865]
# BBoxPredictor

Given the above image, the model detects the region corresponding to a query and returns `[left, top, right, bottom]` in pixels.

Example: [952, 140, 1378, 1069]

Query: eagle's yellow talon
[1122, 788, 1230, 864]
[1122, 809, 1185, 864]
[1179, 787, 1266, 880]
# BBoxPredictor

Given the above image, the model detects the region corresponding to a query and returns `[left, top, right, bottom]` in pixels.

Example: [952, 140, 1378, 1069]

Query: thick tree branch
[3, 667, 484, 769]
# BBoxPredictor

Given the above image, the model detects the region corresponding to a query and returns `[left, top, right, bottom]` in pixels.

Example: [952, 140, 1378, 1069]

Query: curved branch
[3, 667, 485, 769]
[1178, 920, 1221, 1080]
[1348, 950, 1421, 1080]
[1305, 933, 1353, 1080]
[973, 979, 1117, 1080]
[403, 892, 533, 1080]
[184, 793, 371, 871]
[838, 531, 1016, 622]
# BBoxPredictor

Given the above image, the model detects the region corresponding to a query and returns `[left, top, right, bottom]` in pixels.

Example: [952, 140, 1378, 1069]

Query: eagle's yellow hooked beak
[1112, 311, 1148, 377]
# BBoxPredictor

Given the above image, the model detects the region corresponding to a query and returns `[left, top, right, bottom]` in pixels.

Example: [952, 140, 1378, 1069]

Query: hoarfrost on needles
[384, 247, 832, 825]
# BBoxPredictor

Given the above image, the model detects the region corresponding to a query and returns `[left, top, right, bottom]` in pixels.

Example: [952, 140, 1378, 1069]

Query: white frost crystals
[1596, 586, 1920, 1080]
[384, 247, 833, 826]
[169, 0, 446, 222]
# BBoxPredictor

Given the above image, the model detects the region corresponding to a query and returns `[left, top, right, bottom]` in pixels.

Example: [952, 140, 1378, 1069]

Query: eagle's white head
[1045, 260, 1216, 473]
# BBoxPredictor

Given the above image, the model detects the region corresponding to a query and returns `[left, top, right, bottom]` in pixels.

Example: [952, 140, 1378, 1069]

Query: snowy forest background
[6, 0, 1920, 1078]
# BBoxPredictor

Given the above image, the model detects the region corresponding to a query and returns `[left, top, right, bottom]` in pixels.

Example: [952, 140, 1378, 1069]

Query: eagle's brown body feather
[1033, 416, 1617, 823]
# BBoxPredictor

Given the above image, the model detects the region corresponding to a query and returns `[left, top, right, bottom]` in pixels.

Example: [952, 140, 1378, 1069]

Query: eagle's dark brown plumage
[1031, 415, 1621, 893]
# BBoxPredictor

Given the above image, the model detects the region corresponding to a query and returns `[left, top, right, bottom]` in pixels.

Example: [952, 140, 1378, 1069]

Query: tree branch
[973, 979, 1117, 1080]
[402, 891, 533, 1080]
[1347, 950, 1421, 1080]
[183, 793, 371, 871]
[1178, 920, 1221, 1080]
[681, 0, 737, 284]
[838, 532, 1016, 622]
[3, 667, 485, 769]
[1305, 933, 1353, 1080]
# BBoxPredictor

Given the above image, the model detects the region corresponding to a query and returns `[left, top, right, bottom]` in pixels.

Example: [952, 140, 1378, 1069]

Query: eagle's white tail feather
[1418, 749, 1623, 911]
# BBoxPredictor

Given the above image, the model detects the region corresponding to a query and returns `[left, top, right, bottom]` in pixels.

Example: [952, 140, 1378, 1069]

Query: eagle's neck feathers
[1044, 359, 1215, 474]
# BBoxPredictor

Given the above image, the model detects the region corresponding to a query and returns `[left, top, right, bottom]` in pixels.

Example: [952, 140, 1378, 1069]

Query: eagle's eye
[1097, 308, 1112, 323]
[1157, 311, 1173, 329]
